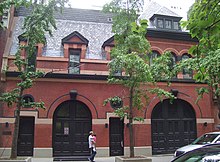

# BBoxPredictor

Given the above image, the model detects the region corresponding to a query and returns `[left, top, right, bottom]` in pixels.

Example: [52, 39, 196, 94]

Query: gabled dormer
[61, 31, 89, 46]
[62, 31, 89, 59]
[18, 33, 45, 71]
[102, 36, 114, 60]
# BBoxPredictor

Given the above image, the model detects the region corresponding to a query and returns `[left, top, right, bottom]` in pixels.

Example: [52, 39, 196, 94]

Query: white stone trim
[197, 118, 214, 123]
[0, 118, 15, 123]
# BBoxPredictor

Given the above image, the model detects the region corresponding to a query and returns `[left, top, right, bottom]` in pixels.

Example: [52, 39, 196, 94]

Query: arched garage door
[53, 100, 92, 157]
[151, 99, 197, 155]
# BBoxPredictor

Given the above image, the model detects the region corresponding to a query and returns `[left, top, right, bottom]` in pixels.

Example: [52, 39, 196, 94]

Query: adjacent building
[0, 1, 217, 159]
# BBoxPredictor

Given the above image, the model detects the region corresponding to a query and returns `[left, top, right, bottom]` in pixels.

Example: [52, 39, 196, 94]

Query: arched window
[149, 51, 160, 65]
[22, 94, 35, 108]
[182, 54, 192, 79]
[171, 52, 177, 68]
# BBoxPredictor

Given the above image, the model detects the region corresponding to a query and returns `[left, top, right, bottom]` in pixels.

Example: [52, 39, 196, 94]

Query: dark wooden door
[53, 100, 91, 157]
[151, 99, 196, 155]
[17, 116, 35, 156]
[109, 117, 124, 156]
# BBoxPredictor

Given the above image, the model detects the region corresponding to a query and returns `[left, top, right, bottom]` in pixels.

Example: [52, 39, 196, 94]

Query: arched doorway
[151, 99, 197, 155]
[53, 100, 92, 157]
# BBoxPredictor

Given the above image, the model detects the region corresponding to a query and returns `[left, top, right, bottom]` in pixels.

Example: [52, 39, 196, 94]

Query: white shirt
[88, 135, 94, 148]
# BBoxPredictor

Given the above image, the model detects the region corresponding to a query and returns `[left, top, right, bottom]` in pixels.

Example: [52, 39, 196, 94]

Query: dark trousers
[89, 147, 96, 161]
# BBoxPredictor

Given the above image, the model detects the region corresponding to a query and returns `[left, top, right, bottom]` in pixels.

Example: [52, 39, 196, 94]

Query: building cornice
[147, 28, 198, 42]
[6, 71, 207, 84]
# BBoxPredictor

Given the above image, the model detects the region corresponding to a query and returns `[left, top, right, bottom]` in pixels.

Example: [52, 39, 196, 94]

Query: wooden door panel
[17, 117, 34, 156]
[151, 99, 197, 155]
[53, 100, 91, 157]
[109, 118, 124, 156]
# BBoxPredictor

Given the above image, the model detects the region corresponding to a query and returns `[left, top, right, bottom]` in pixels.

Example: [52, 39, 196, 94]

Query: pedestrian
[88, 131, 96, 162]
[92, 133, 97, 152]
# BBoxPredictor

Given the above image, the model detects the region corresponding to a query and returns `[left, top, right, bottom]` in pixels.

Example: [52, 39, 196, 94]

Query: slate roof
[11, 7, 114, 59]
[9, 5, 190, 60]
[15, 6, 113, 24]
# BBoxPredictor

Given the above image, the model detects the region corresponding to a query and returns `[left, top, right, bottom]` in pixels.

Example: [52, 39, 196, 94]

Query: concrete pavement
[32, 155, 174, 162]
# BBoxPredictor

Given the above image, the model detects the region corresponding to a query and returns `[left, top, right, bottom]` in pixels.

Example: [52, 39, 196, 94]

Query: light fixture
[203, 122, 208, 127]
[171, 89, 179, 97]
[105, 123, 108, 128]
[5, 122, 9, 128]
[69, 90, 78, 100]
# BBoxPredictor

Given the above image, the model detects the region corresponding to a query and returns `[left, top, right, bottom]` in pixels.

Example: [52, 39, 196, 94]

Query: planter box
[0, 157, 32, 162]
[115, 156, 152, 162]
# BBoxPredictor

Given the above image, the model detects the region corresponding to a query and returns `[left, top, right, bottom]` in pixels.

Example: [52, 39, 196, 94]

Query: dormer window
[157, 19, 164, 28]
[173, 21, 179, 30]
[69, 49, 80, 74]
[152, 14, 181, 31]
[18, 34, 45, 72]
[165, 19, 172, 29]
[62, 31, 89, 74]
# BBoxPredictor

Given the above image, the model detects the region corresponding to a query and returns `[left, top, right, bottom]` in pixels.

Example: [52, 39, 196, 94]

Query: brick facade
[0, 5, 217, 158]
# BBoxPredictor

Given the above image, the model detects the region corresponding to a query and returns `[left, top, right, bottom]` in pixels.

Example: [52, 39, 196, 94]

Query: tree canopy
[180, 0, 220, 115]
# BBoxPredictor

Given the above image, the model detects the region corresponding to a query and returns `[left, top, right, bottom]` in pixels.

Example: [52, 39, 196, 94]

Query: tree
[103, 0, 174, 158]
[0, 0, 67, 159]
[180, 0, 220, 117]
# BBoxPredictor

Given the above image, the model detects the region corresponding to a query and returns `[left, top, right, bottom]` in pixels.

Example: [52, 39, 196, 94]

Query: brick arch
[47, 93, 98, 118]
[145, 92, 202, 119]
[163, 48, 179, 55]
[151, 46, 163, 54]
[179, 49, 189, 55]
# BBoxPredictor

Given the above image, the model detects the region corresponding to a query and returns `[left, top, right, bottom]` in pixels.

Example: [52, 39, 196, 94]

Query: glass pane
[193, 134, 219, 144]
[165, 20, 172, 29]
[70, 54, 80, 62]
[182, 55, 189, 60]
[69, 67, 80, 74]
[150, 51, 160, 65]
[69, 49, 80, 74]
[28, 47, 37, 72]
[173, 21, 179, 30]
[157, 19, 163, 28]
[57, 107, 70, 117]
[56, 122, 62, 133]
[75, 104, 89, 118]
[182, 54, 192, 78]
[64, 122, 69, 135]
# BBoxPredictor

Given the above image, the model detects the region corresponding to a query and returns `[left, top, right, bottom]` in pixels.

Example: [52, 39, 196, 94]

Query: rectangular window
[157, 19, 164, 28]
[173, 21, 179, 30]
[69, 49, 81, 74]
[27, 47, 38, 72]
[165, 19, 172, 29]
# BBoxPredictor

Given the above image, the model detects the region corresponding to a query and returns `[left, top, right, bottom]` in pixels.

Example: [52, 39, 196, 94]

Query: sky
[69, 0, 195, 20]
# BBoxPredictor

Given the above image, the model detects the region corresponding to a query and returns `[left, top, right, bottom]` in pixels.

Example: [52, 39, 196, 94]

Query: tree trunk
[10, 88, 23, 159]
[129, 86, 134, 157]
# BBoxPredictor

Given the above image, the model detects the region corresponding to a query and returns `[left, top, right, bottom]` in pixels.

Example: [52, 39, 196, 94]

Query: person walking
[88, 131, 96, 162]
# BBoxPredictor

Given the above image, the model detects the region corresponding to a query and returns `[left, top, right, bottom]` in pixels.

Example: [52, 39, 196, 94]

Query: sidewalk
[32, 155, 173, 162]
[32, 157, 115, 162]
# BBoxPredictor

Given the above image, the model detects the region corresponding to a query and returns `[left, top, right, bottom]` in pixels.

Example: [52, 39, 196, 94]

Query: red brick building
[0, 2, 217, 159]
